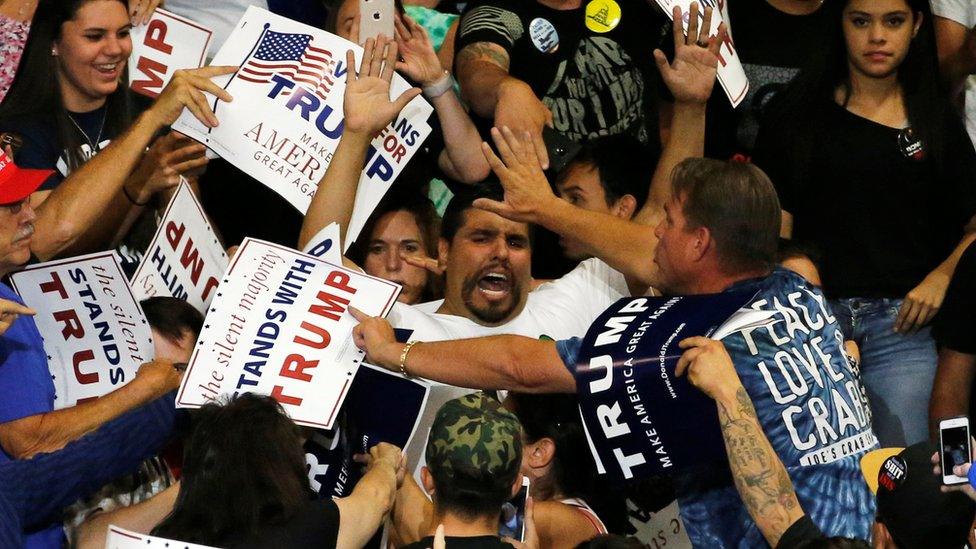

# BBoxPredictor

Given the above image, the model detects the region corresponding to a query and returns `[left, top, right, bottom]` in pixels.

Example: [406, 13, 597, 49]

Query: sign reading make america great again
[175, 238, 401, 429]
[574, 292, 754, 481]
[10, 253, 154, 409]
[173, 6, 434, 245]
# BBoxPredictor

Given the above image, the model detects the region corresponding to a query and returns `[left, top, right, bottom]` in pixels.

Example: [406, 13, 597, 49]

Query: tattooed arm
[676, 337, 808, 547]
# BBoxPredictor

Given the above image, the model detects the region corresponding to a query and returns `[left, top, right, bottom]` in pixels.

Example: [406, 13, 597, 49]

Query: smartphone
[940, 416, 971, 485]
[359, 0, 395, 43]
[498, 476, 530, 541]
[542, 126, 581, 174]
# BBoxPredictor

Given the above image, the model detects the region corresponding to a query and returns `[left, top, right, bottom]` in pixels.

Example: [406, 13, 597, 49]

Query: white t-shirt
[932, 0, 976, 146]
[163, 0, 269, 59]
[388, 258, 629, 474]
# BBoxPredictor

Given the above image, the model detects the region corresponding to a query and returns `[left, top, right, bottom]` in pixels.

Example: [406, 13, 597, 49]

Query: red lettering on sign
[73, 349, 98, 384]
[324, 270, 357, 295]
[280, 353, 318, 382]
[270, 384, 302, 406]
[54, 310, 85, 340]
[166, 221, 185, 250]
[144, 19, 173, 54]
[39, 271, 68, 298]
[131, 57, 167, 97]
[180, 237, 204, 284]
[294, 321, 331, 349]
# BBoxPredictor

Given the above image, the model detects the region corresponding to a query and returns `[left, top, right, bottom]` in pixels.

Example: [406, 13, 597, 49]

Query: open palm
[343, 36, 421, 136]
[394, 14, 443, 86]
[654, 3, 725, 104]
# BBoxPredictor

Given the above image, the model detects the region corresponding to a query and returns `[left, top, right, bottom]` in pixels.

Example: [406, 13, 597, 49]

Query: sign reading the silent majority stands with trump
[130, 181, 228, 313]
[574, 291, 768, 480]
[173, 7, 433, 245]
[175, 238, 401, 429]
[10, 253, 154, 409]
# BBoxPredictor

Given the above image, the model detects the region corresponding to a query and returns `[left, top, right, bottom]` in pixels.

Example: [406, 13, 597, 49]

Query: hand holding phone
[939, 416, 971, 485]
[498, 476, 530, 541]
[359, 0, 395, 43]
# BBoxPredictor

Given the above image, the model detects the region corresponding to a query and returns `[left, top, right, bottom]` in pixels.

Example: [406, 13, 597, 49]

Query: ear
[526, 438, 556, 469]
[438, 237, 450, 268]
[690, 225, 712, 262]
[613, 195, 637, 220]
[421, 466, 436, 496]
[912, 11, 923, 38]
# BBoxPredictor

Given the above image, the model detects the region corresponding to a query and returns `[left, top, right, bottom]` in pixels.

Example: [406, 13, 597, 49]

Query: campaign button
[530, 17, 559, 53]
[585, 0, 621, 33]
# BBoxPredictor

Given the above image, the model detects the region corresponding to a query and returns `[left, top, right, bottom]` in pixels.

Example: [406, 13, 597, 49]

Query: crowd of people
[2, 0, 976, 547]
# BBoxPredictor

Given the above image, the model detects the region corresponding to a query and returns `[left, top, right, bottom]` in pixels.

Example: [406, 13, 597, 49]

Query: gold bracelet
[399, 340, 419, 377]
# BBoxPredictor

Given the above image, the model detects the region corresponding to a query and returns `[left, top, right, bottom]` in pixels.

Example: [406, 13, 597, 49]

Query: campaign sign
[302, 221, 343, 262]
[173, 7, 434, 245]
[128, 9, 213, 98]
[106, 525, 219, 548]
[10, 253, 154, 409]
[131, 181, 228, 313]
[306, 360, 429, 498]
[574, 291, 754, 480]
[175, 238, 401, 429]
[653, 0, 749, 107]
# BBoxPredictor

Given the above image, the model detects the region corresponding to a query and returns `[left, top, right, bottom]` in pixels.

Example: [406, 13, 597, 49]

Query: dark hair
[670, 158, 781, 273]
[141, 297, 205, 342]
[0, 0, 133, 171]
[559, 134, 653, 211]
[430, 463, 521, 521]
[765, 0, 952, 180]
[347, 189, 442, 299]
[794, 537, 871, 549]
[151, 394, 311, 546]
[440, 179, 512, 243]
[575, 534, 644, 549]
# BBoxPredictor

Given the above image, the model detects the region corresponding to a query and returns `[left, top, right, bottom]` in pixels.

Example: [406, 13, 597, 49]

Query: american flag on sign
[238, 30, 336, 99]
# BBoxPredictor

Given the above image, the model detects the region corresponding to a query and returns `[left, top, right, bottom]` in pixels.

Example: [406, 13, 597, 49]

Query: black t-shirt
[934, 241, 976, 355]
[775, 515, 825, 549]
[232, 499, 340, 548]
[403, 535, 516, 549]
[455, 0, 666, 147]
[701, 1, 830, 160]
[754, 101, 976, 298]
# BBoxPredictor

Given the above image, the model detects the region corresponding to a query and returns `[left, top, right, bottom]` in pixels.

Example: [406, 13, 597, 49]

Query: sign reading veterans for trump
[10, 253, 154, 409]
[175, 238, 401, 429]
[302, 221, 343, 262]
[131, 181, 228, 313]
[128, 8, 213, 98]
[106, 526, 219, 549]
[173, 7, 434, 244]
[574, 292, 755, 480]
[653, 0, 748, 107]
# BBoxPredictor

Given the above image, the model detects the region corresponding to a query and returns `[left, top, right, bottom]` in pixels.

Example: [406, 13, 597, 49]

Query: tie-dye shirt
[0, 15, 29, 104]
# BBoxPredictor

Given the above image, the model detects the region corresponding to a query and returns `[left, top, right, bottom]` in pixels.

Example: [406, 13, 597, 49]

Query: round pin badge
[585, 0, 621, 33]
[529, 17, 560, 53]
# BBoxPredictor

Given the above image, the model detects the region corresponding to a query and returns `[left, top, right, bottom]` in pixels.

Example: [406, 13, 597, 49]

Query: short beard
[460, 274, 523, 325]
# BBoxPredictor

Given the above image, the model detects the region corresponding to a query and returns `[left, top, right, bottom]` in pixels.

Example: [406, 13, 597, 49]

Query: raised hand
[653, 2, 725, 105]
[140, 131, 209, 194]
[344, 36, 422, 137]
[394, 14, 444, 87]
[147, 65, 237, 129]
[474, 126, 557, 224]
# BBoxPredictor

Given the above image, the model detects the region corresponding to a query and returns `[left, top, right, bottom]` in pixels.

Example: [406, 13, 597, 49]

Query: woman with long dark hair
[0, 0, 207, 258]
[754, 0, 976, 446]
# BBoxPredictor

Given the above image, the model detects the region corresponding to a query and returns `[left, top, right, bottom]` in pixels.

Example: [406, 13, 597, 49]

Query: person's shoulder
[930, 0, 976, 26]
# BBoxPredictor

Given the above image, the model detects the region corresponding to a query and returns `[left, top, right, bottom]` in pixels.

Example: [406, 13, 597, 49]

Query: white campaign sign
[128, 9, 213, 98]
[173, 7, 433, 245]
[175, 238, 401, 428]
[654, 0, 748, 107]
[302, 221, 343, 262]
[105, 525, 219, 549]
[10, 253, 154, 409]
[131, 181, 228, 313]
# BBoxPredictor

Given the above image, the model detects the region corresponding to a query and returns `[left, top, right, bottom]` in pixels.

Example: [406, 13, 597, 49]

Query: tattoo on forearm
[457, 42, 511, 71]
[718, 387, 800, 547]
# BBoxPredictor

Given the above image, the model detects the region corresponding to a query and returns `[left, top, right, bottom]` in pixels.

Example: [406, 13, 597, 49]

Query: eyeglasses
[0, 199, 27, 214]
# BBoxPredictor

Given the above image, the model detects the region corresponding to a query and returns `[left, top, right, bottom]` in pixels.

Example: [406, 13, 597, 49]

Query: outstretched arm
[350, 307, 576, 393]
[675, 338, 807, 547]
[473, 4, 722, 291]
[31, 66, 235, 260]
[298, 36, 421, 252]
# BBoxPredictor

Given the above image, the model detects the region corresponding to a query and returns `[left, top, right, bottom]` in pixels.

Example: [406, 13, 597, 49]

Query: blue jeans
[831, 298, 937, 447]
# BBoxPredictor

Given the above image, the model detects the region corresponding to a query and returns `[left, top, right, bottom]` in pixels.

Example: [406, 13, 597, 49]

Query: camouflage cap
[426, 392, 522, 486]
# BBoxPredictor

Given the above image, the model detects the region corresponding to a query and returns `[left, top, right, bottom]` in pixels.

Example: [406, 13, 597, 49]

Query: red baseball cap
[0, 149, 52, 205]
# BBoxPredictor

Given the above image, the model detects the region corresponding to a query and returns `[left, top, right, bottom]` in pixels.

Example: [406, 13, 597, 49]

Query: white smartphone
[940, 416, 971, 485]
[499, 476, 530, 541]
[359, 0, 395, 43]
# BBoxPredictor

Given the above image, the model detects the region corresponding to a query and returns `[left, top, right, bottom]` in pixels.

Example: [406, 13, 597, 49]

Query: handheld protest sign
[302, 221, 343, 264]
[10, 253, 154, 409]
[128, 9, 214, 98]
[573, 291, 755, 480]
[654, 0, 748, 107]
[130, 180, 228, 313]
[172, 7, 434, 247]
[106, 525, 219, 548]
[175, 238, 401, 429]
